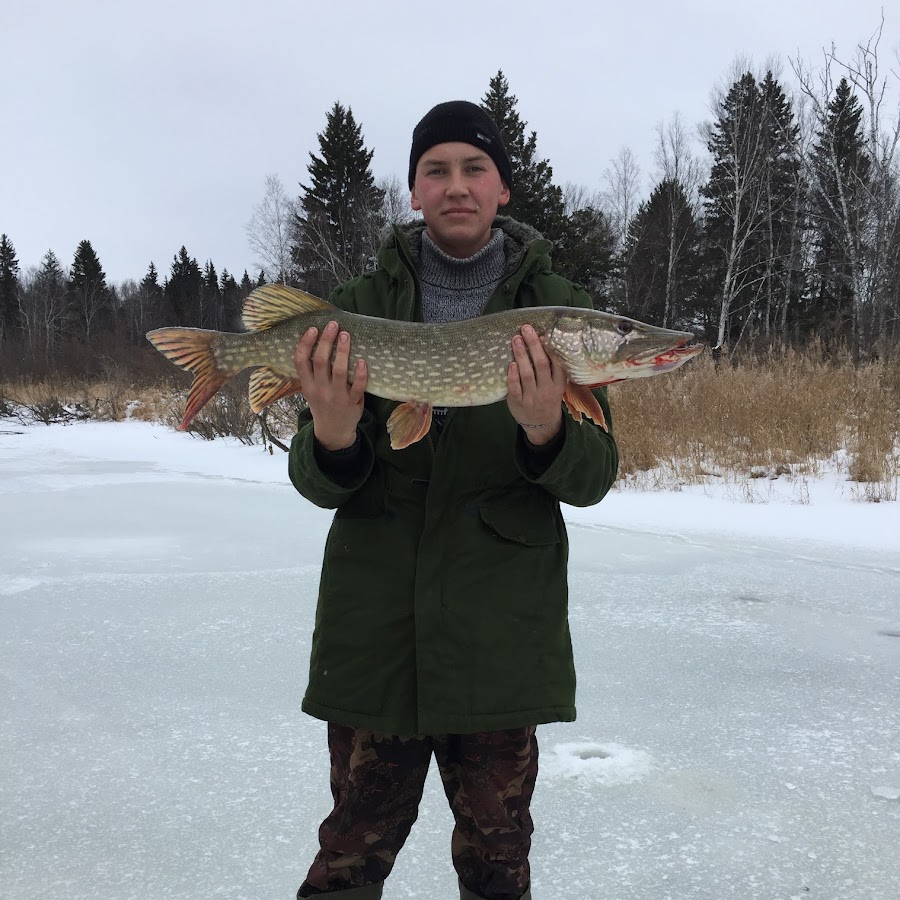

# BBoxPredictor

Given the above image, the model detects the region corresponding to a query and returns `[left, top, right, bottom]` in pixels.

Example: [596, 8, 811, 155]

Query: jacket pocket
[477, 492, 561, 546]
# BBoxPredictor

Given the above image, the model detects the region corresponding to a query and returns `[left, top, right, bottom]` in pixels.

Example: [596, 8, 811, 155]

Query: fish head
[546, 310, 704, 386]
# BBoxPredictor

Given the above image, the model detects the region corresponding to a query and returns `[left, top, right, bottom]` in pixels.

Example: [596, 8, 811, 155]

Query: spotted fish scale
[147, 284, 702, 449]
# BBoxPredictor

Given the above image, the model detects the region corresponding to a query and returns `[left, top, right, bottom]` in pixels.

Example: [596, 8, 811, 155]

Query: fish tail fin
[146, 328, 235, 430]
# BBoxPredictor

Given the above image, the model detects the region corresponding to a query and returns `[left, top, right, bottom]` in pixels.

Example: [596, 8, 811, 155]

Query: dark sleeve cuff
[517, 424, 565, 478]
[313, 431, 365, 482]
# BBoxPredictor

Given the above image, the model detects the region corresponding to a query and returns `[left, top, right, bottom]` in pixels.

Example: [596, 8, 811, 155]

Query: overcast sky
[2, 0, 898, 284]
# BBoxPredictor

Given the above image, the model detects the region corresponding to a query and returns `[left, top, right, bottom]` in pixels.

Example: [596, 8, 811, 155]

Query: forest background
[2, 31, 899, 500]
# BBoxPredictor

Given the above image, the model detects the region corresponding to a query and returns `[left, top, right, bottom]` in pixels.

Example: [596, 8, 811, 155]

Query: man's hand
[293, 321, 368, 451]
[506, 325, 566, 446]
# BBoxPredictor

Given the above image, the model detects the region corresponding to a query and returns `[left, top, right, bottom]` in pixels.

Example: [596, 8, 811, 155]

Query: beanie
[408, 101, 513, 190]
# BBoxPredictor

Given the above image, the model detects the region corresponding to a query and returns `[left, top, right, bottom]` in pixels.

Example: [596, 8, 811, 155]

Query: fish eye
[615, 321, 633, 336]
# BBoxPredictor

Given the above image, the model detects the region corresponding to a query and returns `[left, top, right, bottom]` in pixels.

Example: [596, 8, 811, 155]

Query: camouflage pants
[297, 723, 538, 900]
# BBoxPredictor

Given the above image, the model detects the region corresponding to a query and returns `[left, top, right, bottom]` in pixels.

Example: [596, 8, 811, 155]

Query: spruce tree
[553, 206, 616, 307]
[239, 270, 253, 298]
[31, 250, 69, 354]
[294, 102, 385, 297]
[758, 72, 803, 338]
[220, 269, 242, 330]
[808, 78, 870, 342]
[481, 71, 565, 241]
[700, 72, 771, 348]
[0, 234, 21, 343]
[202, 260, 221, 330]
[137, 262, 165, 334]
[624, 179, 701, 326]
[165, 247, 203, 326]
[68, 239, 110, 342]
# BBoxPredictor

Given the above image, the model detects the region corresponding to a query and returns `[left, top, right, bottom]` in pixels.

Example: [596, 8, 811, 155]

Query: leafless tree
[17, 253, 70, 360]
[702, 60, 774, 351]
[791, 18, 900, 357]
[379, 174, 416, 228]
[603, 146, 642, 249]
[602, 147, 643, 309]
[654, 113, 704, 327]
[246, 174, 298, 285]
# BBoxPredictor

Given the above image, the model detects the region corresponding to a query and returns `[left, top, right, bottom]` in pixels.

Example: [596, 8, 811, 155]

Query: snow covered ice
[1, 420, 899, 900]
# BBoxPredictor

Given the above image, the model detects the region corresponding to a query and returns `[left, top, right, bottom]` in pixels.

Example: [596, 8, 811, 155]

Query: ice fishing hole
[877, 629, 900, 638]
[577, 748, 611, 761]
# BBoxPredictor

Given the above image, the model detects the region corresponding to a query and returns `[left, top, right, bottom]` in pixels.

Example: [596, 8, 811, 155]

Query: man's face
[410, 141, 510, 259]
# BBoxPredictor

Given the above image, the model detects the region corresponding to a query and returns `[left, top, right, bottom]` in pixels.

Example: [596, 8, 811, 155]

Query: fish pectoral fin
[248, 367, 305, 413]
[563, 382, 608, 432]
[386, 401, 433, 450]
[241, 284, 333, 332]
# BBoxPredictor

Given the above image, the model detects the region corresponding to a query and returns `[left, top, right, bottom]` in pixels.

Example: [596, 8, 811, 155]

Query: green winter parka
[288, 217, 619, 735]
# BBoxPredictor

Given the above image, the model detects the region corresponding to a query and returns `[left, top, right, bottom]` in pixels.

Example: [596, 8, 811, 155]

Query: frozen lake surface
[1, 422, 899, 900]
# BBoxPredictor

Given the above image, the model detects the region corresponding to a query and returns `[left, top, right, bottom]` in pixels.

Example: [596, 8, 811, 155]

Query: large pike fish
[147, 285, 702, 449]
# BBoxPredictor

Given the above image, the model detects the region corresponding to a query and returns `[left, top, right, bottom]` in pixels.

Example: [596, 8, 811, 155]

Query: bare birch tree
[246, 174, 298, 285]
[791, 19, 900, 357]
[654, 113, 704, 327]
[701, 64, 773, 351]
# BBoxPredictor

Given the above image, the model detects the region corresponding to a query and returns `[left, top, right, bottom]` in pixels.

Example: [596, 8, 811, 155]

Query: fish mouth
[628, 335, 704, 372]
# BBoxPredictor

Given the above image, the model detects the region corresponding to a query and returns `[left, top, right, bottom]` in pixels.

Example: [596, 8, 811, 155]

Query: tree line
[2, 35, 898, 379]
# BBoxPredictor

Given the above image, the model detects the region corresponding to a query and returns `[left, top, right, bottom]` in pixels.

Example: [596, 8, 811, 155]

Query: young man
[289, 101, 619, 900]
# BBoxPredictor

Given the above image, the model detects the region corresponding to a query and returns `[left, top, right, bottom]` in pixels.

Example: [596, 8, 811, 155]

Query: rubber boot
[458, 879, 532, 900]
[297, 882, 384, 899]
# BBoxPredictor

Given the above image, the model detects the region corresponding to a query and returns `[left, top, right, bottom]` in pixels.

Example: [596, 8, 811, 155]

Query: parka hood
[382, 215, 549, 277]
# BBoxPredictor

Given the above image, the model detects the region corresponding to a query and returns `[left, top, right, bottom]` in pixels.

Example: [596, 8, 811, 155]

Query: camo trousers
[296, 723, 538, 900]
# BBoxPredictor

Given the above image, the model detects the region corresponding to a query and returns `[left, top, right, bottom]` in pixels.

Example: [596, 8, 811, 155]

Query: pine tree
[220, 269, 242, 330]
[202, 260, 221, 330]
[0, 234, 21, 342]
[294, 102, 385, 297]
[701, 71, 771, 348]
[481, 71, 565, 240]
[256, 270, 266, 287]
[758, 72, 804, 338]
[134, 261, 165, 336]
[624, 179, 701, 326]
[31, 250, 69, 354]
[553, 205, 617, 307]
[68, 239, 110, 342]
[239, 270, 253, 299]
[165, 247, 203, 326]
[808, 77, 870, 342]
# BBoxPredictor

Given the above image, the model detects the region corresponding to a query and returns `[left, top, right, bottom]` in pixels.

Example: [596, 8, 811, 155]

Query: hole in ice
[577, 748, 611, 760]
[543, 741, 654, 784]
[877, 630, 900, 638]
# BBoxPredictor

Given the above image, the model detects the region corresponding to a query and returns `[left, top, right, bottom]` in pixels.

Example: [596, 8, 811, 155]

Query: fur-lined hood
[380, 215, 548, 277]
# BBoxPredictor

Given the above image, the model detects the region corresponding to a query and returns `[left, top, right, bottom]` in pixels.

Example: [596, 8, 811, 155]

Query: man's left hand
[506, 325, 566, 446]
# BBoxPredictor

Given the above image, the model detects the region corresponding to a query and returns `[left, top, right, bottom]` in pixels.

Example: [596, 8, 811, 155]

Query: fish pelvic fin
[146, 328, 232, 430]
[242, 284, 332, 332]
[563, 382, 608, 432]
[248, 367, 304, 413]
[386, 401, 433, 450]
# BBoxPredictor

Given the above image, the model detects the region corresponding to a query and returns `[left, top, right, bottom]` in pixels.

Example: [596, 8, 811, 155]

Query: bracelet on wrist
[519, 413, 563, 430]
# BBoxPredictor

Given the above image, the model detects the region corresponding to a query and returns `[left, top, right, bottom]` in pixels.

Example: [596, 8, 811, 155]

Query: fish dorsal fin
[242, 285, 332, 332]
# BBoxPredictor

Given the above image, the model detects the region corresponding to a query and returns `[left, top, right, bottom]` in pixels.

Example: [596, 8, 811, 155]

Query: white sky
[2, 0, 898, 284]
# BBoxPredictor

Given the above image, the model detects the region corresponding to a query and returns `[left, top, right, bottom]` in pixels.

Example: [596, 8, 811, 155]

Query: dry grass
[608, 345, 900, 501]
[2, 345, 898, 501]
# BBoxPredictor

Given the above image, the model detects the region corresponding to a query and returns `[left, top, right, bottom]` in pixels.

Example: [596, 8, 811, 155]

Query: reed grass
[2, 345, 898, 501]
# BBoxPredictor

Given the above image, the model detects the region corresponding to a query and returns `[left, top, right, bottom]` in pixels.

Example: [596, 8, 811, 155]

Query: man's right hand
[293, 321, 368, 451]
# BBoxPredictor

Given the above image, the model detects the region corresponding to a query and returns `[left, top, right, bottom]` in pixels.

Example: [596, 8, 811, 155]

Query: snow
[1, 419, 899, 900]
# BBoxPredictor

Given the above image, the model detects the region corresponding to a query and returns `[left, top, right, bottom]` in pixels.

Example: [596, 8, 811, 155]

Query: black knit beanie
[408, 101, 513, 190]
